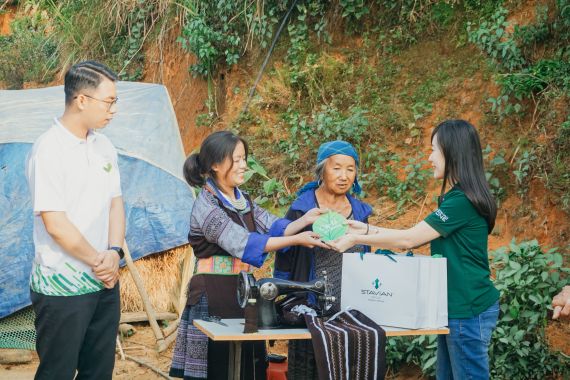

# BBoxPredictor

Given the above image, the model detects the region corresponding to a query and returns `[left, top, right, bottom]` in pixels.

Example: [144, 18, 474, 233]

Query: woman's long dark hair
[432, 120, 497, 233]
[183, 131, 249, 187]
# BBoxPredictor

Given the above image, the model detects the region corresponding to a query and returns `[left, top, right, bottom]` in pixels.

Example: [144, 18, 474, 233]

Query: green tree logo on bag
[361, 276, 392, 298]
[373, 278, 381, 289]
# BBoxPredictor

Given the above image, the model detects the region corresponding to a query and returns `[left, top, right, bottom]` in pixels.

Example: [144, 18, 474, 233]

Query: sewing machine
[237, 271, 336, 330]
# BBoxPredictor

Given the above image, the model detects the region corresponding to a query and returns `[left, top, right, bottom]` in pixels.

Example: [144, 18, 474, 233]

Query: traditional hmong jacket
[186, 180, 290, 316]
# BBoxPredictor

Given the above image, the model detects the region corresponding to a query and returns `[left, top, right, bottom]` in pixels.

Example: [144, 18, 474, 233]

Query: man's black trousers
[31, 284, 120, 380]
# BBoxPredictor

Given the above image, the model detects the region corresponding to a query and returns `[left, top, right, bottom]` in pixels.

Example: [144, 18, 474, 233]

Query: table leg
[234, 342, 242, 379]
[228, 341, 242, 380]
[228, 342, 234, 380]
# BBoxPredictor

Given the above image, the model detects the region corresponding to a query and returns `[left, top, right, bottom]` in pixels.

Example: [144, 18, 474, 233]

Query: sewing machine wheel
[259, 282, 279, 300]
[237, 271, 255, 308]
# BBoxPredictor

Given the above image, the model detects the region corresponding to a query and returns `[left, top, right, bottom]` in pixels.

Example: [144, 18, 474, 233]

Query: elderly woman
[274, 140, 372, 379]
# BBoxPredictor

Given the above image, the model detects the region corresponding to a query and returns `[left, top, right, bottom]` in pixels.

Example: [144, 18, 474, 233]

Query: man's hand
[93, 250, 120, 289]
[552, 285, 570, 320]
[102, 271, 119, 289]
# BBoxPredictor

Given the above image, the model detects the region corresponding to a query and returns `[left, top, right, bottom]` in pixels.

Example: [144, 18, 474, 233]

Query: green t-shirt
[424, 186, 499, 318]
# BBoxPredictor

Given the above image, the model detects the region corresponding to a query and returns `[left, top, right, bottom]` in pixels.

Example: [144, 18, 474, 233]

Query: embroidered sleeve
[190, 193, 269, 267]
[252, 202, 291, 237]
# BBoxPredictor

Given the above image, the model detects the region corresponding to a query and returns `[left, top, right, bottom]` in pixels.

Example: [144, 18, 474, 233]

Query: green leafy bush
[339, 0, 369, 33]
[386, 240, 569, 378]
[468, 7, 525, 72]
[0, 15, 58, 89]
[278, 105, 369, 163]
[386, 156, 430, 211]
[176, 1, 330, 78]
[360, 147, 430, 212]
[360, 145, 400, 198]
[552, 116, 570, 211]
[386, 334, 438, 376]
[512, 149, 536, 196]
[483, 144, 507, 201]
[177, 1, 244, 78]
[242, 156, 294, 208]
[472, 2, 570, 120]
[489, 240, 569, 379]
[491, 59, 570, 117]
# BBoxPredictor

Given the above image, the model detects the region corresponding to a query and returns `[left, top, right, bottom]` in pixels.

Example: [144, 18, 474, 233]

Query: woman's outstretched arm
[329, 220, 440, 252]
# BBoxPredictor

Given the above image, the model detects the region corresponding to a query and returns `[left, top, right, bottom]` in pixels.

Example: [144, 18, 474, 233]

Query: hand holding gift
[312, 210, 348, 242]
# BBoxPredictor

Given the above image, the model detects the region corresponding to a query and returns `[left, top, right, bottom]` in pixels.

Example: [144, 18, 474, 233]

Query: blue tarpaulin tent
[0, 82, 195, 319]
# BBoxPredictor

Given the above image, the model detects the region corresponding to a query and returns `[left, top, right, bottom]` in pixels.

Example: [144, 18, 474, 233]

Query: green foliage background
[1, 1, 569, 377]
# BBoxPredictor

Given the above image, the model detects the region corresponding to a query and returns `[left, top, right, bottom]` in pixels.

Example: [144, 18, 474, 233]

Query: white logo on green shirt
[435, 209, 449, 222]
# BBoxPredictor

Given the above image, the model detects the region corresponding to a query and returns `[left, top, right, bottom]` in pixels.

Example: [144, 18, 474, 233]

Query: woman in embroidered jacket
[274, 140, 373, 380]
[170, 131, 329, 380]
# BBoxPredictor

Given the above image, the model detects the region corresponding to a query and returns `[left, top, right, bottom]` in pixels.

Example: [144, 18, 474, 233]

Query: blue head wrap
[297, 140, 362, 196]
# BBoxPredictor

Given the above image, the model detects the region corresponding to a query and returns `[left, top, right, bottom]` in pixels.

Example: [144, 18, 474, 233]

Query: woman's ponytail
[183, 153, 204, 187]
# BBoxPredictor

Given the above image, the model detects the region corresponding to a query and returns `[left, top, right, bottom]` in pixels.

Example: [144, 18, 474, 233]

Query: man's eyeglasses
[74, 94, 118, 111]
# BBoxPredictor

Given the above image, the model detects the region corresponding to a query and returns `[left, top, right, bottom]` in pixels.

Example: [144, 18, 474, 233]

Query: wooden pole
[116, 336, 126, 361]
[124, 354, 171, 379]
[120, 311, 177, 324]
[177, 246, 195, 315]
[122, 242, 166, 351]
[162, 319, 180, 338]
[0, 349, 32, 364]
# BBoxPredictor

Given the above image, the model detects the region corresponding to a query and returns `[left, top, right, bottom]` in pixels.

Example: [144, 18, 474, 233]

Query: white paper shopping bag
[340, 253, 447, 329]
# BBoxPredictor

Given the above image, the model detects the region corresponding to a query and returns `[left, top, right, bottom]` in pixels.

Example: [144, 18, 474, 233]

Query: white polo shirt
[26, 119, 122, 296]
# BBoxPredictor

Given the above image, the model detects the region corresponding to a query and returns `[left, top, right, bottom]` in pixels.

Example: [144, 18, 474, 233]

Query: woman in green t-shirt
[330, 119, 500, 380]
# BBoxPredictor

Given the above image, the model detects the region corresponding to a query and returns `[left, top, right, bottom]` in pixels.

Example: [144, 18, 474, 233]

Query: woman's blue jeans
[436, 300, 500, 380]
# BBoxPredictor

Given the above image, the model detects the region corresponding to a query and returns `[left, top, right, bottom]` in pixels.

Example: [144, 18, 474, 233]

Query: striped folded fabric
[305, 309, 387, 380]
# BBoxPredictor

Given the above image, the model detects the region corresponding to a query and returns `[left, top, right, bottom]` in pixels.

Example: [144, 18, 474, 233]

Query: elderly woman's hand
[328, 234, 357, 252]
[552, 285, 570, 320]
[345, 220, 369, 235]
[301, 208, 328, 226]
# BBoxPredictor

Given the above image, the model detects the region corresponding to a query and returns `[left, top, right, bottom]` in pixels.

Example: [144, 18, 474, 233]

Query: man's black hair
[64, 61, 118, 105]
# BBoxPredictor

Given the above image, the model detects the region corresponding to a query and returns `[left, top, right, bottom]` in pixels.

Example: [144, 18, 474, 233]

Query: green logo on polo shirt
[103, 163, 112, 172]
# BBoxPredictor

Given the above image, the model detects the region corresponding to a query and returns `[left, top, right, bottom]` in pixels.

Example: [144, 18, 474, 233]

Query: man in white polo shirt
[26, 61, 125, 380]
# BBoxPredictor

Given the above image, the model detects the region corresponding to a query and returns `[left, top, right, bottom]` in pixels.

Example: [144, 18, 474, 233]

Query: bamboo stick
[120, 312, 177, 324]
[122, 242, 166, 350]
[116, 336, 126, 361]
[124, 354, 171, 379]
[163, 319, 180, 338]
[177, 246, 195, 315]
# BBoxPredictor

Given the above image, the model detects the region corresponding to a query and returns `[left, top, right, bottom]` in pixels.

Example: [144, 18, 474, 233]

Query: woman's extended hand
[329, 234, 357, 252]
[301, 208, 328, 226]
[345, 220, 368, 235]
[295, 231, 331, 249]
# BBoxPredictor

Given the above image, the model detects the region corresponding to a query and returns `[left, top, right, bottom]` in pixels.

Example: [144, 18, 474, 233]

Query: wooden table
[194, 318, 449, 380]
